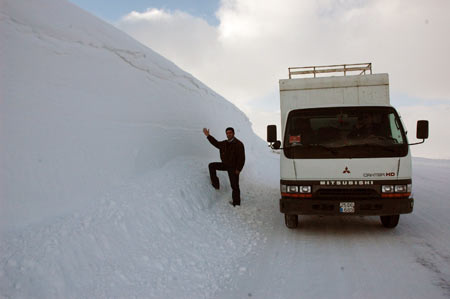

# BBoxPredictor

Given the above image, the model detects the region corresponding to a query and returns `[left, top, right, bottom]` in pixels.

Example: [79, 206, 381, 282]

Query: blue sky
[69, 0, 220, 24]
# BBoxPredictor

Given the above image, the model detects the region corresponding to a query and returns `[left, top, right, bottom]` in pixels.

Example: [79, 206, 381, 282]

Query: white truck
[267, 63, 429, 228]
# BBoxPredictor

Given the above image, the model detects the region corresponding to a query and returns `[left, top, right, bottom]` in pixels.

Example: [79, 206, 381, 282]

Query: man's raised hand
[203, 128, 210, 136]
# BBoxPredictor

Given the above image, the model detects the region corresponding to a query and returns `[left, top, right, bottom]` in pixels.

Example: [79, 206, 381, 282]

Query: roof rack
[288, 63, 372, 79]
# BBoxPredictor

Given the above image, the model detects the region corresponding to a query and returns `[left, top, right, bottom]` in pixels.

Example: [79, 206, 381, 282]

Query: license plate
[340, 202, 355, 213]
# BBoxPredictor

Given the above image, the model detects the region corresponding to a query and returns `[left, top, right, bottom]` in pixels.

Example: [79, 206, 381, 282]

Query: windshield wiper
[309, 144, 338, 155]
[283, 144, 338, 155]
[346, 143, 398, 153]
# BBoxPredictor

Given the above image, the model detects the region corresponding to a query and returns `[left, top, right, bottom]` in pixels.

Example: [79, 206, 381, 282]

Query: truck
[267, 63, 429, 228]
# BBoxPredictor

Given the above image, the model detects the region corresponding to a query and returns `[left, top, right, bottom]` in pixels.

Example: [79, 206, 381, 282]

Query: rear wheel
[284, 214, 298, 229]
[380, 214, 400, 228]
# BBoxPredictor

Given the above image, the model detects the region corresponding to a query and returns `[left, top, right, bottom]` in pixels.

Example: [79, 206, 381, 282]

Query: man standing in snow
[203, 127, 245, 207]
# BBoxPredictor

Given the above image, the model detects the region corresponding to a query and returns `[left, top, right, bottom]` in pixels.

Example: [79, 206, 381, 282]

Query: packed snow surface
[1, 0, 449, 298]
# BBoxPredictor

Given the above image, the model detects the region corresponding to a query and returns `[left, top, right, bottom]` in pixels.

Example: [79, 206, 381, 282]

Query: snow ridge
[1, 0, 274, 297]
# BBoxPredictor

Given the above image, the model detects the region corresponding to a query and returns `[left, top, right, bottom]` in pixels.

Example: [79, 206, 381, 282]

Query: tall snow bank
[0, 0, 271, 230]
[0, 0, 279, 297]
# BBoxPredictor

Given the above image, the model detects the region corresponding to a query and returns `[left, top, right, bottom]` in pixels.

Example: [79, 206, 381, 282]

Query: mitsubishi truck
[267, 63, 429, 228]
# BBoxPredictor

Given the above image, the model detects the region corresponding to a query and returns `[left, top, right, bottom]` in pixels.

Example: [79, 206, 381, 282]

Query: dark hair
[225, 127, 234, 133]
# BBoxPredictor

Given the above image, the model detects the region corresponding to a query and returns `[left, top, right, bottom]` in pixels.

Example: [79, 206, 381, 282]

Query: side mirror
[267, 125, 282, 149]
[416, 120, 429, 139]
[267, 125, 277, 142]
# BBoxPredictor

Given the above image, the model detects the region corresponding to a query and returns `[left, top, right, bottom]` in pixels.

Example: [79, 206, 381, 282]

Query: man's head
[356, 113, 373, 129]
[225, 127, 235, 140]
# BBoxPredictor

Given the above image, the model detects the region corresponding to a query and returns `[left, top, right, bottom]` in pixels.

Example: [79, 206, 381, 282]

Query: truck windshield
[283, 106, 408, 159]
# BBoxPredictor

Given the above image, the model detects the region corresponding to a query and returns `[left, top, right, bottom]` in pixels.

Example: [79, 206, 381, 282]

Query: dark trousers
[208, 162, 240, 204]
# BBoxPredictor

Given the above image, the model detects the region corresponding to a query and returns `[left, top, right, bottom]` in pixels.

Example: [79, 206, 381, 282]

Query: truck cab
[267, 63, 429, 228]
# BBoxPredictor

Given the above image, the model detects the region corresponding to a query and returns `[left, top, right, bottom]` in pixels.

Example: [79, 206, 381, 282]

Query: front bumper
[280, 197, 413, 216]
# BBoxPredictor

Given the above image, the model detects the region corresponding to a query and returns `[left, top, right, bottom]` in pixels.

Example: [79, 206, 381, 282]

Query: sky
[69, 0, 450, 159]
[69, 0, 220, 24]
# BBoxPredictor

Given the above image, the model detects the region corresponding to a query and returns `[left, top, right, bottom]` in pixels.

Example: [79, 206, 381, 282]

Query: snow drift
[0, 0, 271, 229]
[0, 0, 277, 297]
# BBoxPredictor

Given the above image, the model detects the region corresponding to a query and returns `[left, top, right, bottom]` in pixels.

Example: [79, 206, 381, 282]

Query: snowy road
[1, 156, 449, 298]
[216, 157, 450, 298]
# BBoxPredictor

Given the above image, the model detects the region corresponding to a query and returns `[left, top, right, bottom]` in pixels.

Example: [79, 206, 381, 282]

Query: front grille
[315, 188, 378, 199]
[359, 203, 383, 211]
[312, 204, 335, 211]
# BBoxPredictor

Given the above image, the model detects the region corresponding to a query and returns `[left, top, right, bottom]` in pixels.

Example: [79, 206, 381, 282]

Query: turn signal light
[381, 193, 411, 198]
[281, 192, 312, 198]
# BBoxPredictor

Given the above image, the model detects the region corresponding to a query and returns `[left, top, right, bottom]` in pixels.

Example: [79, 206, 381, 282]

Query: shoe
[229, 200, 240, 207]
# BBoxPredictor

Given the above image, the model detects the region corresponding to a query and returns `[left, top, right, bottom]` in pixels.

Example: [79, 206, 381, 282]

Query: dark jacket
[207, 135, 245, 171]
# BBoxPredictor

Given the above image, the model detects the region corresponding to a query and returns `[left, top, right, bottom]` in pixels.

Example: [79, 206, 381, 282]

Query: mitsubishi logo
[343, 166, 351, 174]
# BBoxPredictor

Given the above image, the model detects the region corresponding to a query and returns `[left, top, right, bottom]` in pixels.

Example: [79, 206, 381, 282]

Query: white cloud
[117, 8, 219, 72]
[121, 9, 172, 22]
[117, 0, 450, 158]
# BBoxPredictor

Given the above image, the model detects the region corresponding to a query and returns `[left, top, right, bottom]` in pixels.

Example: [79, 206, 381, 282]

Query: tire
[284, 214, 298, 229]
[380, 214, 400, 228]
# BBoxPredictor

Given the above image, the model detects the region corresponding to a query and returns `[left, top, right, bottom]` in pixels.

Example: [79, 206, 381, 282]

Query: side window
[388, 113, 404, 144]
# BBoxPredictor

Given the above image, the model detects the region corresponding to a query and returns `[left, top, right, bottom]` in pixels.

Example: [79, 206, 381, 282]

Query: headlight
[281, 184, 312, 194]
[299, 186, 312, 193]
[394, 185, 407, 193]
[381, 185, 394, 193]
[287, 185, 298, 193]
[382, 184, 411, 193]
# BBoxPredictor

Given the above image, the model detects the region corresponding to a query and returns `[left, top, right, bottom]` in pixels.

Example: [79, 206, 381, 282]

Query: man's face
[226, 130, 234, 140]
[356, 117, 365, 129]
[356, 114, 372, 129]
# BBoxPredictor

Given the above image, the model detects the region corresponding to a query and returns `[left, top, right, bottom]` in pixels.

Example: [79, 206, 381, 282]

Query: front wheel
[284, 214, 298, 229]
[380, 215, 400, 228]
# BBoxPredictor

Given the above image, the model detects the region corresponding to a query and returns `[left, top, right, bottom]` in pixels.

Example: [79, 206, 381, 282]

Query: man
[348, 113, 376, 139]
[203, 127, 245, 207]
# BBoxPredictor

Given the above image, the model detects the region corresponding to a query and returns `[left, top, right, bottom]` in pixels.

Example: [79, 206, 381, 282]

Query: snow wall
[0, 0, 274, 230]
[0, 0, 280, 297]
